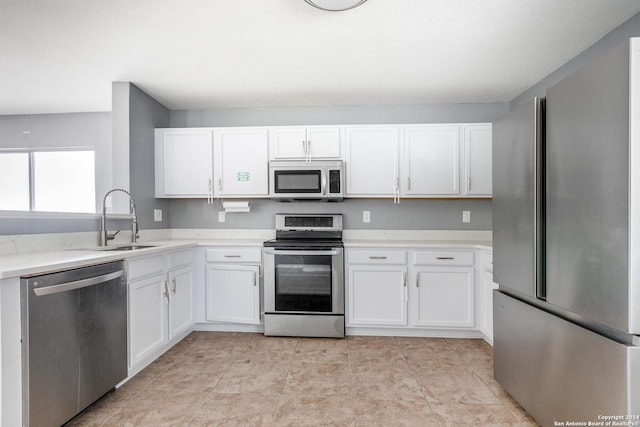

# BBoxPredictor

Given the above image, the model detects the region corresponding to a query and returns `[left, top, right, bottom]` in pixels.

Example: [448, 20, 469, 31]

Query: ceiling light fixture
[304, 0, 368, 12]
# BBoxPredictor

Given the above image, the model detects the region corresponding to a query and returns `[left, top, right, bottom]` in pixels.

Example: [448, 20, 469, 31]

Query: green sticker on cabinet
[237, 172, 250, 182]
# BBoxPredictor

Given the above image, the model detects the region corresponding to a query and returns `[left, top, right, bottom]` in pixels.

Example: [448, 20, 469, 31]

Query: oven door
[263, 248, 344, 315]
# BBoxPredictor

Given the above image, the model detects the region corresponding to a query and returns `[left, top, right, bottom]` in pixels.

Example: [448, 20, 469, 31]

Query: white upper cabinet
[463, 124, 492, 197]
[403, 125, 460, 196]
[214, 128, 269, 197]
[345, 126, 400, 198]
[155, 129, 213, 198]
[270, 126, 341, 161]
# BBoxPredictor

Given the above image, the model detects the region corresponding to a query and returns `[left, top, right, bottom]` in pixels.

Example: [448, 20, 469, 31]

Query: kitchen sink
[101, 244, 156, 251]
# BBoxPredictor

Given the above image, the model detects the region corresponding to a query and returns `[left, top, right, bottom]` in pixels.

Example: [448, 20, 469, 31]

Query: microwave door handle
[321, 171, 327, 196]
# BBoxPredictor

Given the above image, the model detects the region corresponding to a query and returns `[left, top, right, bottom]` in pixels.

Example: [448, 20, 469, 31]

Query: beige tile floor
[66, 332, 540, 427]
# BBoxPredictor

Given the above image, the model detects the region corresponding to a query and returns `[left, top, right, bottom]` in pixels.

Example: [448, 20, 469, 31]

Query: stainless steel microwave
[269, 160, 344, 201]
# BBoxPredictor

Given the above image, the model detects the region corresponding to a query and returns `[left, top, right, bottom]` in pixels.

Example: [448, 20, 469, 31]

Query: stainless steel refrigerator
[493, 37, 640, 427]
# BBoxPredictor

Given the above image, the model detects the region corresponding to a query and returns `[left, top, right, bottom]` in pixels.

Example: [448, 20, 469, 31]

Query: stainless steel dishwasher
[21, 261, 127, 427]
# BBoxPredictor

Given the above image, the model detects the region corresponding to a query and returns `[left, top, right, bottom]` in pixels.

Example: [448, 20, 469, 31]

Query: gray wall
[170, 103, 508, 128]
[168, 102, 503, 230]
[127, 84, 171, 230]
[0, 83, 170, 236]
[170, 198, 492, 230]
[0, 112, 111, 235]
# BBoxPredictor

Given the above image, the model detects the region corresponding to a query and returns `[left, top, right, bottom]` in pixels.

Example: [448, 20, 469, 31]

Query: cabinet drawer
[348, 250, 407, 265]
[167, 249, 193, 270]
[127, 255, 165, 281]
[413, 250, 474, 266]
[205, 248, 262, 263]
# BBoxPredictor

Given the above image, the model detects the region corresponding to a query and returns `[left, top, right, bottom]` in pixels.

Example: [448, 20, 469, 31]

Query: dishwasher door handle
[33, 270, 124, 296]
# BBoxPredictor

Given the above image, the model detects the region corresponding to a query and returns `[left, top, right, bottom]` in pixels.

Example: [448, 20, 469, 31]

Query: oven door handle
[264, 249, 340, 256]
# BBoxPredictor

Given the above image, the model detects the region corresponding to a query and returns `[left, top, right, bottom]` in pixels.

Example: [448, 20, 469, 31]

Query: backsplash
[169, 198, 492, 230]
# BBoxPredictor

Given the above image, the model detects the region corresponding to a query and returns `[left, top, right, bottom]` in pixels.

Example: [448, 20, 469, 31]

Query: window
[0, 149, 96, 214]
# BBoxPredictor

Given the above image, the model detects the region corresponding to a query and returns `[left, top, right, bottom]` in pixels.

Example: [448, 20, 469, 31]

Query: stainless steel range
[263, 213, 345, 338]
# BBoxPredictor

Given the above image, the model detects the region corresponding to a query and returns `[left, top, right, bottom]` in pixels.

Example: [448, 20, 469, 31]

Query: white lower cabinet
[348, 265, 408, 326]
[128, 249, 194, 372]
[129, 272, 167, 369]
[412, 250, 475, 328]
[413, 267, 474, 328]
[205, 264, 261, 324]
[204, 247, 262, 325]
[346, 247, 480, 335]
[478, 250, 498, 343]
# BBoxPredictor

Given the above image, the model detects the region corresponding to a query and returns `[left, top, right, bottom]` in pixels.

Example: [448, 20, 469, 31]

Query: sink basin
[101, 244, 156, 251]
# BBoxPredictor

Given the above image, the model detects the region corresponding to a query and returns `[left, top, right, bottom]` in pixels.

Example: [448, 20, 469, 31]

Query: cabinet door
[270, 127, 308, 159]
[414, 267, 474, 328]
[345, 126, 399, 196]
[403, 125, 460, 196]
[214, 128, 269, 196]
[463, 124, 492, 196]
[128, 274, 168, 368]
[481, 268, 498, 343]
[168, 266, 194, 339]
[155, 129, 213, 197]
[307, 126, 341, 158]
[347, 265, 407, 326]
[205, 264, 261, 325]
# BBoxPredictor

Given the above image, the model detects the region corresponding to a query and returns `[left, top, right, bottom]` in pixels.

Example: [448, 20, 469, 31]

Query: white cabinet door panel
[270, 127, 308, 159]
[129, 274, 167, 367]
[345, 126, 399, 196]
[464, 124, 492, 196]
[215, 129, 269, 196]
[347, 266, 407, 326]
[404, 125, 460, 196]
[307, 127, 341, 158]
[206, 264, 261, 325]
[168, 266, 193, 339]
[414, 267, 474, 328]
[156, 129, 213, 197]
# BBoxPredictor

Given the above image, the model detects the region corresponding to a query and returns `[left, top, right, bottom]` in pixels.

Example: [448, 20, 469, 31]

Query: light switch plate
[462, 210, 471, 223]
[153, 209, 162, 222]
[218, 211, 226, 222]
[363, 211, 371, 223]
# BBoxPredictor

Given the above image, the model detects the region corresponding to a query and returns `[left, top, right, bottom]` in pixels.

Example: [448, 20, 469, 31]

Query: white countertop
[344, 239, 492, 249]
[0, 229, 492, 279]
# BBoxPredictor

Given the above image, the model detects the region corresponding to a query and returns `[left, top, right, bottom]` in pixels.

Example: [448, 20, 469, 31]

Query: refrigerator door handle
[534, 96, 546, 301]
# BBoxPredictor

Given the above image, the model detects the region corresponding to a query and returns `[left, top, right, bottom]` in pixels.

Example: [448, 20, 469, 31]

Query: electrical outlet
[218, 211, 226, 222]
[462, 210, 471, 223]
[153, 209, 162, 222]
[363, 210, 371, 223]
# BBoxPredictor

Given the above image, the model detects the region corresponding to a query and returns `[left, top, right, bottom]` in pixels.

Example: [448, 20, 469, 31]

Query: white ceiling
[2, 0, 640, 114]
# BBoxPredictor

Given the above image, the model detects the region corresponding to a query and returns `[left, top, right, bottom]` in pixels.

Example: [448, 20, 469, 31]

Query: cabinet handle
[208, 178, 213, 204]
[402, 272, 406, 287]
[436, 257, 455, 260]
[218, 178, 222, 192]
[407, 177, 411, 191]
[306, 140, 311, 163]
[224, 255, 242, 258]
[171, 278, 177, 294]
[369, 256, 387, 259]
[416, 277, 419, 288]
[253, 271, 258, 287]
[467, 177, 471, 192]
[162, 280, 170, 303]
[302, 140, 306, 156]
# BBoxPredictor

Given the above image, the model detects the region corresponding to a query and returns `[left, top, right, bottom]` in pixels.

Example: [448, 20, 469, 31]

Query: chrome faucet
[100, 188, 139, 246]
